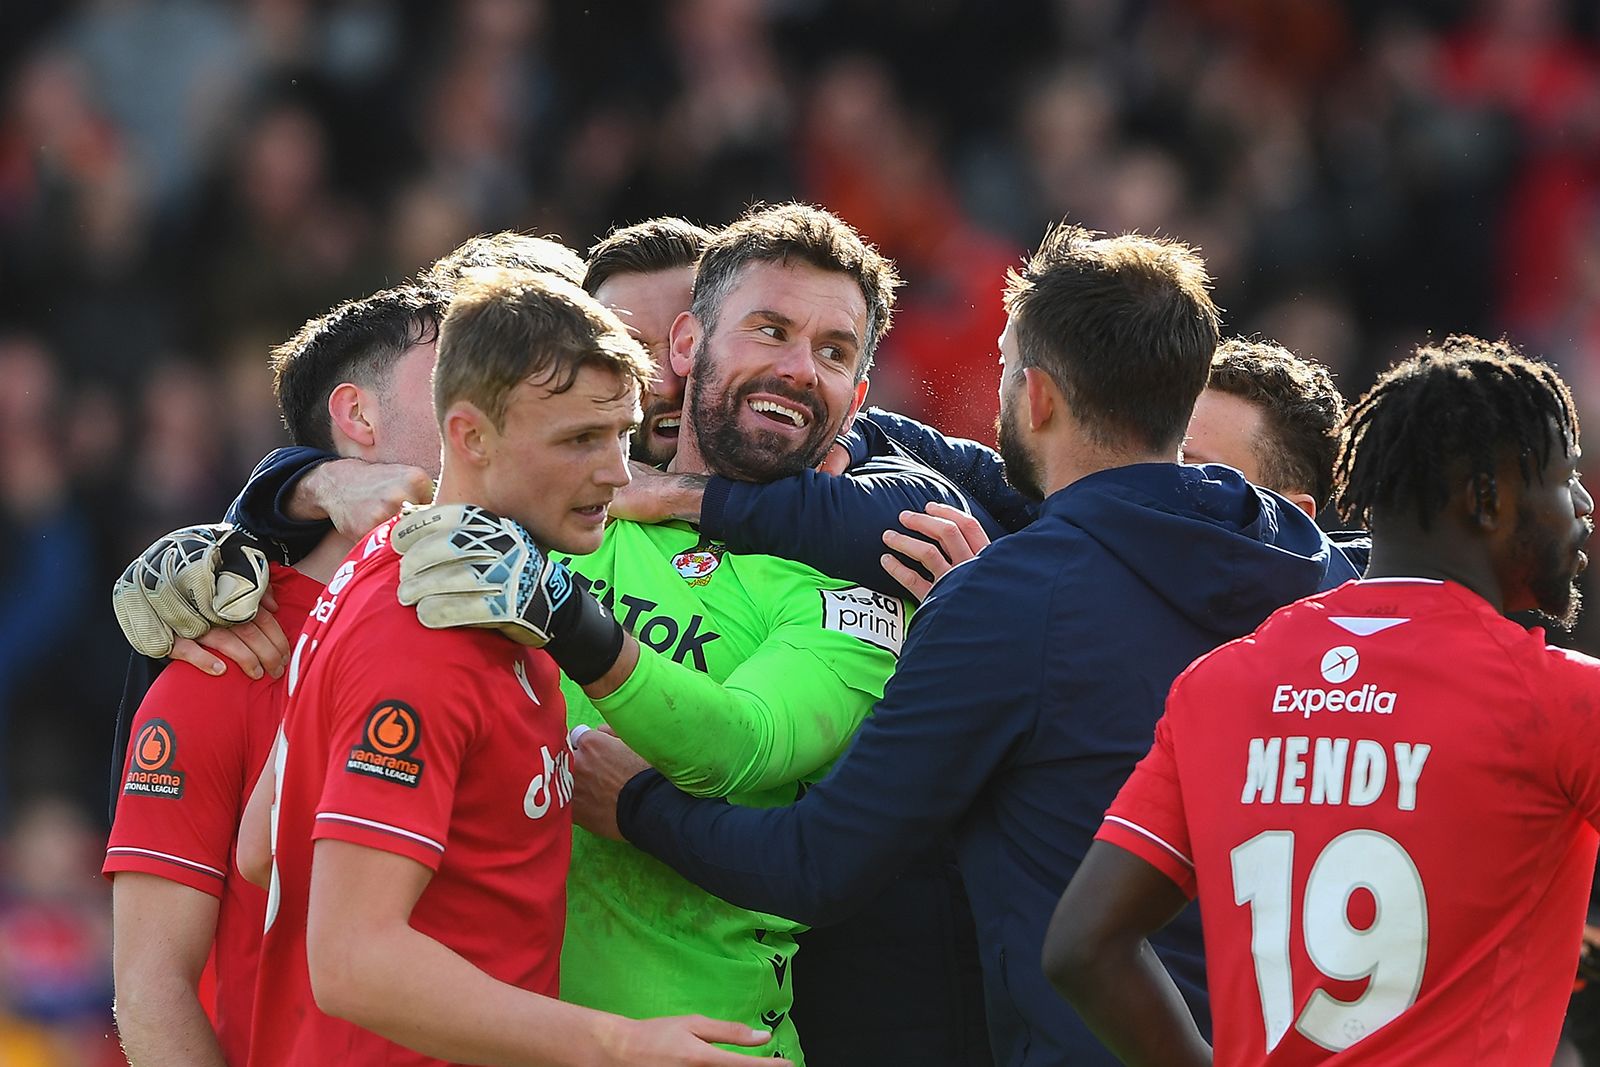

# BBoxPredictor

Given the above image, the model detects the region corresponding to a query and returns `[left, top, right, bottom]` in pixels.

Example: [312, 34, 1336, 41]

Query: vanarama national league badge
[346, 700, 425, 787]
[124, 719, 186, 798]
[672, 542, 725, 587]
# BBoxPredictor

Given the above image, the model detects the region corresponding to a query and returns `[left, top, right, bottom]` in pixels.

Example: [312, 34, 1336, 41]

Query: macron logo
[1320, 646, 1359, 683]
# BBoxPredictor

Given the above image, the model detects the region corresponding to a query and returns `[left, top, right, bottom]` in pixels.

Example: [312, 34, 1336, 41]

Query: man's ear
[443, 401, 492, 468]
[1022, 367, 1056, 431]
[841, 378, 870, 433]
[328, 383, 376, 449]
[1464, 471, 1503, 530]
[668, 310, 701, 379]
[1285, 491, 1319, 520]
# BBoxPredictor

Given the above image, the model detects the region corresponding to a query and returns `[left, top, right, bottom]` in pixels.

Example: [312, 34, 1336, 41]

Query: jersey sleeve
[308, 632, 483, 871]
[861, 407, 1038, 533]
[593, 576, 904, 798]
[1545, 646, 1600, 834]
[224, 447, 339, 565]
[699, 458, 1005, 599]
[1096, 706, 1197, 898]
[103, 665, 254, 896]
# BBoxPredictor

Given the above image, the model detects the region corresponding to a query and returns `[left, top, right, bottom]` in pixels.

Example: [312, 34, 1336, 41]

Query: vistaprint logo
[1273, 644, 1397, 718]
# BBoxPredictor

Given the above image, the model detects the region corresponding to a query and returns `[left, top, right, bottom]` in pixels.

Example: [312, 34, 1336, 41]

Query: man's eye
[819, 345, 846, 363]
[758, 325, 782, 340]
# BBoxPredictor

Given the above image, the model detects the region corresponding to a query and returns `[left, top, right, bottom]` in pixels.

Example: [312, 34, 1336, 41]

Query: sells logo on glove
[346, 701, 425, 787]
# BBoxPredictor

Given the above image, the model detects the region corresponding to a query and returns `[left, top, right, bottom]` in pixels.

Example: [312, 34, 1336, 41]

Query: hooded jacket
[619, 462, 1359, 1066]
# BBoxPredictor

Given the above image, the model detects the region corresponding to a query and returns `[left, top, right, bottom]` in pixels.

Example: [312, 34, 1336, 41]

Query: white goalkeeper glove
[112, 524, 271, 658]
[392, 504, 624, 683]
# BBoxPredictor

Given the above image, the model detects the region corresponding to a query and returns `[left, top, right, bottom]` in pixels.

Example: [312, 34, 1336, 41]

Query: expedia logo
[346, 701, 425, 787]
[124, 719, 186, 798]
[327, 560, 356, 595]
[1274, 646, 1396, 718]
[361, 523, 390, 558]
[1320, 645, 1359, 683]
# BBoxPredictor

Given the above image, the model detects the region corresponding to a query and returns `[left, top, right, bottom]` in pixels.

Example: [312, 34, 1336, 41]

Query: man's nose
[772, 339, 818, 389]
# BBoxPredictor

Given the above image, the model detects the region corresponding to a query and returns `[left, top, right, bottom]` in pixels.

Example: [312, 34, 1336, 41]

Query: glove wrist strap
[545, 588, 625, 686]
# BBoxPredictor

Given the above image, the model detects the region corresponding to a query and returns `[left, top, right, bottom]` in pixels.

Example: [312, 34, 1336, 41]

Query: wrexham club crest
[672, 541, 725, 587]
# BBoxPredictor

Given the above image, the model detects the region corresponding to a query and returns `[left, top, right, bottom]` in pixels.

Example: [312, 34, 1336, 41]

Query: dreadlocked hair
[1333, 334, 1577, 531]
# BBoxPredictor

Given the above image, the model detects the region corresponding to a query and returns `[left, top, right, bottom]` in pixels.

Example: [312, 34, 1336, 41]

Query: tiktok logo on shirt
[524, 744, 573, 820]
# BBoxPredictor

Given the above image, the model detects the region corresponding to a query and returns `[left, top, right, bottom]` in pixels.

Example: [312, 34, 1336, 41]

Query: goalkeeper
[391, 204, 908, 1062]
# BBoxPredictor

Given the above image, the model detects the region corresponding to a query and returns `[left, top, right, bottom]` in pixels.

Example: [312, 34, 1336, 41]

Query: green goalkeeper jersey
[555, 519, 905, 1062]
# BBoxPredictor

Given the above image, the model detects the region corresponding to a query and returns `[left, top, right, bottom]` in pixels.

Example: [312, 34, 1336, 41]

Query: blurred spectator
[0, 339, 94, 823]
[0, 798, 119, 1067]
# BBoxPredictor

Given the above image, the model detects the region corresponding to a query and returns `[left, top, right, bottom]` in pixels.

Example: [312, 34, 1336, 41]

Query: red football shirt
[103, 563, 321, 1067]
[1101, 578, 1600, 1066]
[250, 519, 572, 1067]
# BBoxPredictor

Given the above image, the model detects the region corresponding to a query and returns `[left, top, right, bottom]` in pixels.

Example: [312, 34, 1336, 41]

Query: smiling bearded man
[392, 202, 909, 1064]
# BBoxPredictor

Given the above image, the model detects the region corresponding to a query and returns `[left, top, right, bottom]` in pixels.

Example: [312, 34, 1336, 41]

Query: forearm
[592, 642, 865, 796]
[703, 467, 998, 597]
[225, 446, 338, 561]
[651, 473, 708, 524]
[862, 408, 1037, 532]
[619, 771, 874, 925]
[284, 456, 341, 521]
[1048, 939, 1211, 1067]
[114, 969, 227, 1067]
[315, 923, 622, 1067]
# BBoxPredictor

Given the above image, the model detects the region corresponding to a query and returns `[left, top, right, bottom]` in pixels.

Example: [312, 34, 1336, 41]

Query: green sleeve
[592, 604, 898, 798]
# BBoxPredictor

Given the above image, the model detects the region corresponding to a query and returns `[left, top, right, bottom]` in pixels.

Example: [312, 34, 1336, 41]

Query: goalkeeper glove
[392, 504, 624, 684]
[112, 524, 271, 657]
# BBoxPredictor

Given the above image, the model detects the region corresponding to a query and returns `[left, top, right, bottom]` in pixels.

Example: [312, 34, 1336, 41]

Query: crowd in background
[2, 0, 1599, 1061]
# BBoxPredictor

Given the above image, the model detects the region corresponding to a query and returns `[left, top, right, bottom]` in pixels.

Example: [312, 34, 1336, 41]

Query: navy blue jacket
[617, 463, 1360, 1066]
[860, 407, 1037, 533]
[227, 413, 1009, 598]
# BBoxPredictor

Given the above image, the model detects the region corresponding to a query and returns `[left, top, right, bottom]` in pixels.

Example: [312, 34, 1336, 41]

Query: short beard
[685, 338, 833, 482]
[1519, 511, 1587, 631]
[996, 404, 1046, 502]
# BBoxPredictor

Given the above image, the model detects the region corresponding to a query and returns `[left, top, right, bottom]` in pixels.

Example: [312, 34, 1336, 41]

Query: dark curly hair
[1334, 334, 1577, 530]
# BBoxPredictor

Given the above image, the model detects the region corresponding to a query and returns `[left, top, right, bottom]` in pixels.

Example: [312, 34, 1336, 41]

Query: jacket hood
[1052, 463, 1357, 638]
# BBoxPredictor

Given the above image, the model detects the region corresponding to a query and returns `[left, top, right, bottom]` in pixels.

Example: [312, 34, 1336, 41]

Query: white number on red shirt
[1231, 829, 1428, 1052]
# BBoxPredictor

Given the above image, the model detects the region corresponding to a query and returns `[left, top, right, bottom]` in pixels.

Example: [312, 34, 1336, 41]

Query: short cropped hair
[434, 269, 655, 429]
[1208, 339, 1345, 508]
[271, 285, 446, 450]
[690, 203, 899, 380]
[584, 217, 717, 295]
[1335, 334, 1578, 530]
[1003, 223, 1219, 453]
[423, 232, 587, 289]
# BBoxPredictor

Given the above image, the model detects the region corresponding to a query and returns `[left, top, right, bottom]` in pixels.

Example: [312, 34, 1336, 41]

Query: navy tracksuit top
[619, 462, 1359, 1066]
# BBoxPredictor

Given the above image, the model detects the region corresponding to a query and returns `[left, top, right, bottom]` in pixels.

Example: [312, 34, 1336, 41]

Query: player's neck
[1364, 539, 1505, 613]
[297, 530, 357, 585]
[664, 421, 711, 476]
